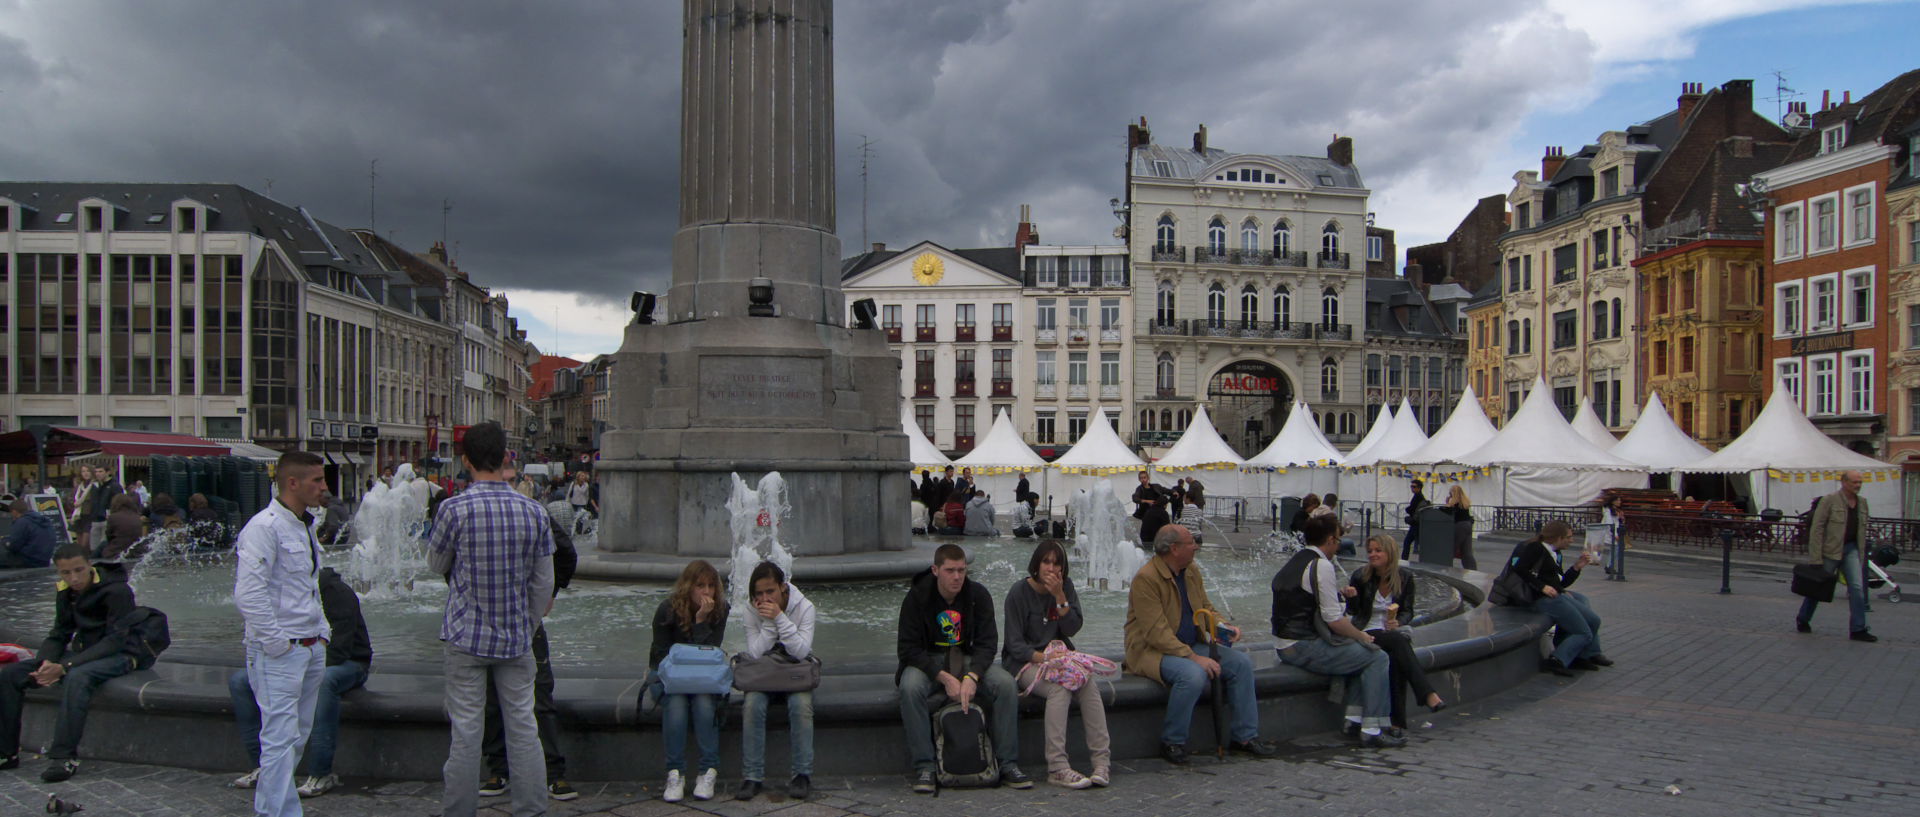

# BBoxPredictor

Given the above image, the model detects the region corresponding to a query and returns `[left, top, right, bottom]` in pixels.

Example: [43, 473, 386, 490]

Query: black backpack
[932, 702, 998, 788]
[119, 607, 172, 670]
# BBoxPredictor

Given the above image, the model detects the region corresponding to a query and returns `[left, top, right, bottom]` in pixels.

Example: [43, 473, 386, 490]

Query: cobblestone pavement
[5, 554, 1915, 816]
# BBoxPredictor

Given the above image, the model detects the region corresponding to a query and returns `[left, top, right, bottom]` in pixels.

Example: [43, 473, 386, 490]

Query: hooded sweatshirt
[6, 511, 59, 566]
[741, 581, 816, 661]
[38, 561, 137, 667]
[964, 495, 998, 536]
[317, 567, 374, 667]
[895, 568, 998, 683]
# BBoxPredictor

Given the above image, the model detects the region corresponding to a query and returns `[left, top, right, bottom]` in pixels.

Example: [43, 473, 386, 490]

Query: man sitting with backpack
[895, 543, 1032, 793]
[0, 543, 139, 782]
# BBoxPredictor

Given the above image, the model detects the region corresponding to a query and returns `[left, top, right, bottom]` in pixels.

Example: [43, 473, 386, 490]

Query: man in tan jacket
[1123, 525, 1277, 764]
[1796, 471, 1875, 642]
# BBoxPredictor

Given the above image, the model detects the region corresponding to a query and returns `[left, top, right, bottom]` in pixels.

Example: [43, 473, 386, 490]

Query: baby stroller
[1862, 544, 1901, 603]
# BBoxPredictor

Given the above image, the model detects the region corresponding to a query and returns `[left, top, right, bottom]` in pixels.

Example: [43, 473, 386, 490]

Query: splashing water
[1069, 486, 1147, 592]
[341, 479, 432, 599]
[124, 524, 225, 589]
[726, 472, 795, 610]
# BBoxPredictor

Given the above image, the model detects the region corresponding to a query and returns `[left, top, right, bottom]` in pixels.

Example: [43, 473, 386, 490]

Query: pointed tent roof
[901, 403, 950, 469]
[1153, 406, 1245, 471]
[1610, 392, 1712, 470]
[1392, 385, 1498, 465]
[953, 408, 1046, 473]
[1342, 403, 1397, 463]
[1571, 397, 1618, 451]
[1457, 379, 1639, 469]
[1687, 381, 1897, 473]
[1245, 401, 1345, 468]
[1051, 405, 1146, 475]
[1345, 398, 1431, 467]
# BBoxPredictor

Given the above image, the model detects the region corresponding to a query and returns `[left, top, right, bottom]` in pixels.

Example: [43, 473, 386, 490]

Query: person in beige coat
[1796, 471, 1875, 642]
[1122, 525, 1276, 764]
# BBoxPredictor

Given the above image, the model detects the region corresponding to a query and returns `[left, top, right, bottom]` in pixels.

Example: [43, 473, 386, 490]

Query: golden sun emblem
[912, 252, 945, 285]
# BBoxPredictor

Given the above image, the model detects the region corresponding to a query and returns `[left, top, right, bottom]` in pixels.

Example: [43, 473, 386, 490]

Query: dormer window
[1821, 123, 1849, 155]
[178, 207, 198, 232]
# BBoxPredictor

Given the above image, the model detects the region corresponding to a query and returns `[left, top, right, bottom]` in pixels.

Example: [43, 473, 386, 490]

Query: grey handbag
[731, 650, 823, 693]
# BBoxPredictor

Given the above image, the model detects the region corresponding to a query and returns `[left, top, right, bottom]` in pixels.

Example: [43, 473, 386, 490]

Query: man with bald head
[1797, 471, 1875, 642]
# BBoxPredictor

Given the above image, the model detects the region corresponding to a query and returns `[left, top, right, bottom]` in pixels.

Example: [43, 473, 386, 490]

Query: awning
[339, 452, 366, 466]
[0, 426, 229, 464]
[219, 441, 285, 463]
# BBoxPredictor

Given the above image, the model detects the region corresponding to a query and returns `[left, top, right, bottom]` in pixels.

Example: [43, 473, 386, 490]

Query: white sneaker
[693, 768, 717, 801]
[296, 774, 338, 798]
[228, 767, 262, 789]
[662, 769, 685, 803]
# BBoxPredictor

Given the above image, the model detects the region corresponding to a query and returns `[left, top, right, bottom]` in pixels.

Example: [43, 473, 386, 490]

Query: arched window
[1155, 215, 1176, 253]
[1339, 412, 1356, 436]
[1207, 217, 1226, 255]
[1160, 409, 1173, 429]
[1321, 287, 1340, 328]
[1508, 320, 1520, 351]
[1321, 357, 1339, 397]
[1240, 284, 1259, 326]
[1177, 409, 1191, 429]
[1592, 300, 1608, 340]
[1156, 352, 1175, 394]
[1156, 280, 1177, 324]
[1240, 218, 1260, 252]
[1140, 410, 1155, 432]
[1274, 285, 1292, 327]
[1207, 283, 1227, 327]
[1323, 412, 1337, 435]
[1272, 220, 1292, 256]
[1321, 222, 1341, 257]
[1610, 297, 1623, 337]
[1522, 318, 1533, 353]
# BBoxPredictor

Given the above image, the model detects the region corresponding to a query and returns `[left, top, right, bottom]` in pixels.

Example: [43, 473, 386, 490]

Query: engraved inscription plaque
[697, 355, 824, 419]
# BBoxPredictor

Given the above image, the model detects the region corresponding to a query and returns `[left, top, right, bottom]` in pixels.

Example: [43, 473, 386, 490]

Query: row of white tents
[904, 375, 1900, 516]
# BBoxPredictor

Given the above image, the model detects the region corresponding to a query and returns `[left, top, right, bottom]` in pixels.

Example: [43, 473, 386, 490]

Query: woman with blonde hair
[1344, 535, 1445, 736]
[650, 560, 729, 802]
[1442, 485, 1476, 570]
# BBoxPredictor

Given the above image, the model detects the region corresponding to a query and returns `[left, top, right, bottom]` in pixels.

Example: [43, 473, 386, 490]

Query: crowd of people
[2, 464, 237, 568]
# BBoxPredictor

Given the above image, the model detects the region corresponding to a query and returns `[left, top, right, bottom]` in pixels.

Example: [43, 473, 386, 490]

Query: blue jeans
[662, 693, 721, 774]
[1534, 591, 1603, 666]
[248, 641, 326, 817]
[897, 665, 1020, 773]
[1277, 638, 1392, 731]
[0, 654, 133, 760]
[1798, 542, 1868, 633]
[229, 661, 368, 775]
[1157, 647, 1259, 746]
[740, 690, 814, 781]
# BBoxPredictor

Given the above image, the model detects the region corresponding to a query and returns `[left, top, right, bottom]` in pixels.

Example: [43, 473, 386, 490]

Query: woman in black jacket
[650, 560, 729, 802]
[1345, 535, 1444, 735]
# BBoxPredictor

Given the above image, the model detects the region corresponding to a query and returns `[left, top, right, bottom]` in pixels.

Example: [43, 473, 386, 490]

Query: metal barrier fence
[1622, 511, 1920, 555]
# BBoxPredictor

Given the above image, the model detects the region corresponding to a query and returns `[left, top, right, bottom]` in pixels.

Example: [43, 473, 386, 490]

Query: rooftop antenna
[264, 178, 274, 198]
[441, 198, 453, 250]
[368, 159, 379, 235]
[858, 134, 878, 249]
[1764, 70, 1803, 124]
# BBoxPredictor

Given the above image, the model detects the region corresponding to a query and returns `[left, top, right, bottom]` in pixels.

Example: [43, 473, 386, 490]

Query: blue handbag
[657, 643, 734, 695]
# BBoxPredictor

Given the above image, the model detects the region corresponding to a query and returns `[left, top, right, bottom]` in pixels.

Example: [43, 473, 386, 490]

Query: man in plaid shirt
[428, 422, 555, 817]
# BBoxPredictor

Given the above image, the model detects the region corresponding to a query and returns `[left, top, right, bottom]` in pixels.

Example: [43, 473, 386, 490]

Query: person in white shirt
[233, 450, 333, 817]
[734, 562, 817, 802]
[1270, 515, 1400, 747]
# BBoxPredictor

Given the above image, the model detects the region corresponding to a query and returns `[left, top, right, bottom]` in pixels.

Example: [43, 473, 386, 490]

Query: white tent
[1153, 406, 1244, 472]
[1392, 386, 1498, 465]
[1343, 398, 1430, 467]
[1571, 397, 1618, 451]
[1610, 392, 1712, 470]
[1342, 403, 1397, 463]
[901, 403, 951, 469]
[1051, 405, 1145, 475]
[1242, 401, 1344, 510]
[954, 408, 1046, 474]
[1687, 380, 1900, 512]
[1455, 379, 1646, 506]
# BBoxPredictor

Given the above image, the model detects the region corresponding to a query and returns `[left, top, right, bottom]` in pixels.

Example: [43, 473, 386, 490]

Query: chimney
[1127, 116, 1151, 148]
[1676, 81, 1705, 120]
[1822, 89, 1831, 110]
[870, 242, 886, 253]
[1843, 90, 1852, 105]
[428, 241, 448, 264]
[1541, 146, 1567, 180]
[1192, 124, 1208, 154]
[1013, 204, 1038, 249]
[1327, 134, 1355, 166]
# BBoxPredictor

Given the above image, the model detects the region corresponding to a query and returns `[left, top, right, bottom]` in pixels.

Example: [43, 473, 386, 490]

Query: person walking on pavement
[1796, 471, 1876, 642]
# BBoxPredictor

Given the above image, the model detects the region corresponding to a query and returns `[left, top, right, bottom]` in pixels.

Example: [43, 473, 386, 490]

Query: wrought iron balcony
[1317, 251, 1350, 270]
[1066, 325, 1091, 344]
[1100, 326, 1124, 343]
[1274, 250, 1309, 268]
[1316, 323, 1354, 341]
[1148, 319, 1185, 336]
[1036, 328, 1058, 344]
[1151, 245, 1186, 262]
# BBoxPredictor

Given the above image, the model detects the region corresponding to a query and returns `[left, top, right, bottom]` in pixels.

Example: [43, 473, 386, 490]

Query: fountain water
[725, 472, 795, 611]
[340, 480, 431, 599]
[1069, 486, 1146, 592]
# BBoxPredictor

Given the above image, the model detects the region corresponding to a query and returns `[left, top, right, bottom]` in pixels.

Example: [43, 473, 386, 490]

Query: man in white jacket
[734, 561, 816, 803]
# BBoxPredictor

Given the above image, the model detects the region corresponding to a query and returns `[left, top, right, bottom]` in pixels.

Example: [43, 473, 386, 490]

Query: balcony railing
[1100, 384, 1121, 400]
[1322, 388, 1340, 402]
[1144, 318, 1316, 340]
[991, 378, 1013, 397]
[955, 324, 975, 342]
[1151, 245, 1186, 262]
[914, 379, 936, 397]
[915, 325, 936, 342]
[1023, 269, 1131, 289]
[955, 377, 975, 397]
[1316, 323, 1353, 341]
[1037, 381, 1056, 399]
[1066, 325, 1090, 344]
[1194, 245, 1228, 264]
[1274, 250, 1309, 267]
[991, 323, 1013, 342]
[1149, 319, 1184, 335]
[1036, 327, 1058, 344]
[1317, 251, 1350, 270]
[1068, 384, 1089, 400]
[1100, 326, 1123, 343]
[883, 325, 902, 342]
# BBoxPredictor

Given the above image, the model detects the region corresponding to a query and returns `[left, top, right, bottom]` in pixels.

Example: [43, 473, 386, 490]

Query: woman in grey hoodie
[735, 561, 817, 802]
[964, 490, 999, 536]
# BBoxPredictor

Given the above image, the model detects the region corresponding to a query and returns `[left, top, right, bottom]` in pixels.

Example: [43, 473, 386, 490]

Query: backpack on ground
[119, 606, 171, 670]
[932, 701, 998, 788]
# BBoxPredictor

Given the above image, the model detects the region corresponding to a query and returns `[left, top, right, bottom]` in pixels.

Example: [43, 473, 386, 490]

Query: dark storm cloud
[0, 0, 1592, 311]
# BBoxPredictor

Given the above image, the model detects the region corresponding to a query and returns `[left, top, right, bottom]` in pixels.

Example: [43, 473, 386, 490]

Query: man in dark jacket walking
[0, 544, 139, 781]
[896, 544, 1030, 793]
[4, 498, 60, 568]
[1401, 480, 1430, 560]
[227, 566, 373, 798]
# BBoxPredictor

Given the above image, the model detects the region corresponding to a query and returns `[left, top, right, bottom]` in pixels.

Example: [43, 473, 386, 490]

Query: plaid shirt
[428, 481, 555, 659]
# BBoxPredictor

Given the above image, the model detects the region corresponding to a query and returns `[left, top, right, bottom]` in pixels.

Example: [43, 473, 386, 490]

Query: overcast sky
[0, 0, 1909, 358]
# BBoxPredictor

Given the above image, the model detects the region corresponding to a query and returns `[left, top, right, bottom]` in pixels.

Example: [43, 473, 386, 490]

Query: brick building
[1406, 194, 1508, 294]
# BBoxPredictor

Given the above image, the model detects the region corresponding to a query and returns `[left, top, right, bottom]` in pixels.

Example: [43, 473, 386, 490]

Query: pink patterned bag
[1022, 640, 1119, 694]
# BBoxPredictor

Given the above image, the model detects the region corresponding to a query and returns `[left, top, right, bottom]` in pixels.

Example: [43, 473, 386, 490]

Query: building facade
[1464, 279, 1506, 423]
[1886, 128, 1920, 513]
[1125, 122, 1369, 457]
[1363, 278, 1470, 435]
[1406, 194, 1509, 294]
